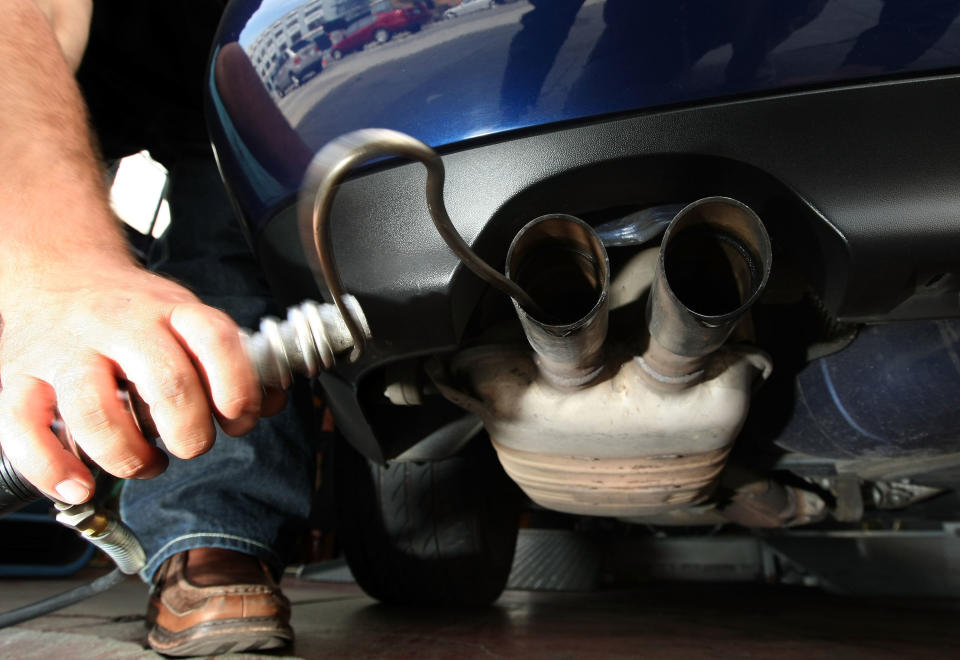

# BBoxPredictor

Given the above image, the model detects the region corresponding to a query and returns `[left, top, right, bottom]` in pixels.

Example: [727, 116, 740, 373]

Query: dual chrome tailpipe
[506, 197, 771, 389]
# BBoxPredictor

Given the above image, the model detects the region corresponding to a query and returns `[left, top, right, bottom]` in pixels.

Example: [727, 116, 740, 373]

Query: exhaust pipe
[643, 197, 772, 385]
[506, 214, 610, 388]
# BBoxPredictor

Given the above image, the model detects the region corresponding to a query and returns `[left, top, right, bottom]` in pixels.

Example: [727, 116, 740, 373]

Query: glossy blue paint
[208, 0, 960, 228]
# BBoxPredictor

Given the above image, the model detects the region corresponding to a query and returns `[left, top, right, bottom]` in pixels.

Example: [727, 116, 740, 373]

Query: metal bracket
[298, 128, 541, 361]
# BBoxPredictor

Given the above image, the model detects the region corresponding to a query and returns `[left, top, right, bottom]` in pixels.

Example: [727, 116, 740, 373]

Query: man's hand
[0, 255, 265, 504]
[0, 1, 278, 505]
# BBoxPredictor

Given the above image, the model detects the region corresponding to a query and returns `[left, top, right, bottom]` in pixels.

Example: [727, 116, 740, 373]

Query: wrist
[0, 225, 136, 303]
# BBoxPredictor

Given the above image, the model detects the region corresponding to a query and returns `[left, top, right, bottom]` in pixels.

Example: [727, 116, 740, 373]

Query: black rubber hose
[0, 568, 126, 629]
[0, 446, 42, 516]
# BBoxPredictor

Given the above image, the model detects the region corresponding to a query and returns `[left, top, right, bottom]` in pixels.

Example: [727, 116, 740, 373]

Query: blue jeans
[120, 154, 316, 582]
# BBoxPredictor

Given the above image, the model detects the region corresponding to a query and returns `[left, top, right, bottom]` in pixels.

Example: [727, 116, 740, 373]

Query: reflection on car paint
[272, 34, 329, 98]
[329, 2, 430, 59]
[209, 0, 960, 226]
[444, 0, 495, 20]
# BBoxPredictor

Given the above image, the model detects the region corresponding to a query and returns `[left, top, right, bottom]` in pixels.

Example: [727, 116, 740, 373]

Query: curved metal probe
[299, 128, 541, 360]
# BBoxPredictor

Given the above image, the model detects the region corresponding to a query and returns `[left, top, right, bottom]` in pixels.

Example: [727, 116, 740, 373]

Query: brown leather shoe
[146, 548, 293, 657]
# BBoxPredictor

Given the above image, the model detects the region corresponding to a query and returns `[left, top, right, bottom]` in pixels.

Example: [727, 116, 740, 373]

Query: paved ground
[2, 567, 959, 659]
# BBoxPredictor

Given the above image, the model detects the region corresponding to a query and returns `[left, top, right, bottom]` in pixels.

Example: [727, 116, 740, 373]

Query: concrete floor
[1, 569, 959, 659]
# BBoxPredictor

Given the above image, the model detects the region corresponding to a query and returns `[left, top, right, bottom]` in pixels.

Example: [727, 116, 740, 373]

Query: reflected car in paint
[273, 35, 328, 97]
[444, 0, 495, 20]
[329, 2, 430, 60]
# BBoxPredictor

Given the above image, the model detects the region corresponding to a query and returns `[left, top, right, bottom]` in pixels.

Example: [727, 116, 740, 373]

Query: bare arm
[0, 0, 264, 504]
[0, 0, 122, 268]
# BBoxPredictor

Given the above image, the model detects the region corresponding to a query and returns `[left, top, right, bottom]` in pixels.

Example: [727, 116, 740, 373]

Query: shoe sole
[148, 616, 293, 657]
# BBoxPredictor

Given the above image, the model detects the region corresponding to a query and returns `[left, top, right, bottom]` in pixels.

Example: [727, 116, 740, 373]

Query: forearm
[0, 0, 129, 293]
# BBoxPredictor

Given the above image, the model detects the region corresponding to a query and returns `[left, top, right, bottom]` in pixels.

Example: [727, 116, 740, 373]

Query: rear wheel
[336, 437, 521, 606]
[332, 49, 343, 60]
[374, 28, 390, 44]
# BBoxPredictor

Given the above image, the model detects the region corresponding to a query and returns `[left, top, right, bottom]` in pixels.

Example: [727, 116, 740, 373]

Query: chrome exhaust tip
[506, 214, 610, 388]
[645, 197, 772, 382]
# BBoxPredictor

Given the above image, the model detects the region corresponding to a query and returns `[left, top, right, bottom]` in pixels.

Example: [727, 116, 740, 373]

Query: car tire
[332, 49, 343, 60]
[374, 28, 390, 44]
[336, 436, 521, 606]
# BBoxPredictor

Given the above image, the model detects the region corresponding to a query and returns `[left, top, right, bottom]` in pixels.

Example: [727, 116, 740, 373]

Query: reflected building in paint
[246, 0, 327, 85]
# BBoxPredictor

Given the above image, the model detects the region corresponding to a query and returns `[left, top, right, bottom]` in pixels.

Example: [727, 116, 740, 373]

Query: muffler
[643, 197, 772, 385]
[506, 214, 610, 388]
[432, 197, 773, 517]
